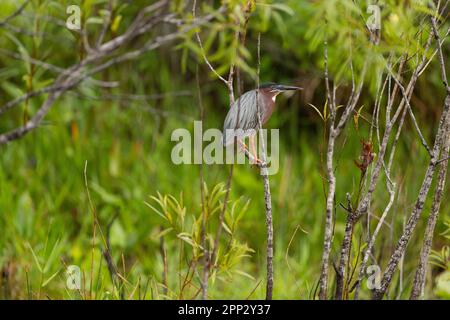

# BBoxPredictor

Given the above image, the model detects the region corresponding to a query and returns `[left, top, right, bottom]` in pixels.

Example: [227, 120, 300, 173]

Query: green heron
[222, 83, 302, 163]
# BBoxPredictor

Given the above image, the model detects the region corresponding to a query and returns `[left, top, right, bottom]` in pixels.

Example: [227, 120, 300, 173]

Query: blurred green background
[0, 0, 448, 299]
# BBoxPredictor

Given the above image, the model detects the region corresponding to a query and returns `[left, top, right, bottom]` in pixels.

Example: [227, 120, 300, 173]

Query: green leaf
[91, 183, 122, 206]
[177, 233, 197, 248]
[307, 103, 324, 121]
[234, 269, 255, 280]
[27, 243, 43, 273]
[144, 200, 168, 221]
[111, 15, 122, 33]
[271, 3, 295, 16]
[154, 227, 173, 238]
[42, 269, 61, 287]
[43, 238, 60, 273]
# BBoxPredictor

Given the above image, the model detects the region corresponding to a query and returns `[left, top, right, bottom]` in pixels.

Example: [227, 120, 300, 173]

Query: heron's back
[222, 90, 260, 146]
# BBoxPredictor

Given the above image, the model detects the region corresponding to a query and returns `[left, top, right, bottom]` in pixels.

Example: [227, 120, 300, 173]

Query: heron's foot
[250, 155, 263, 166]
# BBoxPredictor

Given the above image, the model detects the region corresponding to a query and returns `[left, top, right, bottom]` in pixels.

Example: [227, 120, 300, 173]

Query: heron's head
[259, 83, 302, 100]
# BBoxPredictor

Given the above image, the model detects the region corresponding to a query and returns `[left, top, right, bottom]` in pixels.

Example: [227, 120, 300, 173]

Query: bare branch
[253, 33, 274, 300]
[318, 31, 336, 300]
[386, 68, 433, 156]
[327, 63, 367, 301]
[411, 106, 450, 299]
[430, 19, 450, 93]
[0, 7, 220, 145]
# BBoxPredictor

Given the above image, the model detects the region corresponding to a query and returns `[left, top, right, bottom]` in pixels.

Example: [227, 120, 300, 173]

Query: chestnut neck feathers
[258, 87, 279, 124]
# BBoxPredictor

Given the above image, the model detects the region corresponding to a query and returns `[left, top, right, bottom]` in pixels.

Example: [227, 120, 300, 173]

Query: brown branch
[329, 66, 366, 300]
[103, 212, 123, 299]
[352, 59, 408, 299]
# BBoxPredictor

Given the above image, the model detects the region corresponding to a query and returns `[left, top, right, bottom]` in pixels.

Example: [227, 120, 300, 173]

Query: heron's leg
[237, 139, 249, 153]
[249, 135, 262, 164]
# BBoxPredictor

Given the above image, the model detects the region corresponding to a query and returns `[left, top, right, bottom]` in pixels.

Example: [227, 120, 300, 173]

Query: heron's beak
[275, 85, 303, 91]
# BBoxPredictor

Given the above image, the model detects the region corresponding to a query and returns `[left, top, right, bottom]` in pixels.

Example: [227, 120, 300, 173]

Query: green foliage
[145, 184, 254, 297]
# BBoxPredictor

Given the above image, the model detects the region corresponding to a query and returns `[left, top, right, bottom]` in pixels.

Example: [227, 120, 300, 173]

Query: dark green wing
[222, 90, 259, 146]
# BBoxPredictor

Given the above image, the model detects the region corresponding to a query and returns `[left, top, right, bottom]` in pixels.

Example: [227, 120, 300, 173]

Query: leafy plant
[145, 183, 254, 298]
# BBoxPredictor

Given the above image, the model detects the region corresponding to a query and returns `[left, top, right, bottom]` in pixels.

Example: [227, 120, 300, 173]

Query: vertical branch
[410, 16, 450, 299]
[254, 33, 274, 300]
[195, 65, 208, 300]
[103, 212, 123, 299]
[332, 63, 367, 301]
[334, 215, 355, 300]
[410, 115, 449, 299]
[352, 61, 407, 298]
[318, 32, 337, 300]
